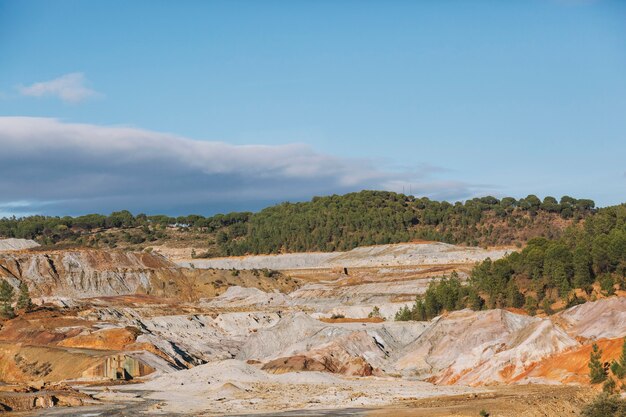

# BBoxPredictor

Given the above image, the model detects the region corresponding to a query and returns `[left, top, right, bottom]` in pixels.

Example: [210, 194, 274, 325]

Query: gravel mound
[0, 238, 40, 251]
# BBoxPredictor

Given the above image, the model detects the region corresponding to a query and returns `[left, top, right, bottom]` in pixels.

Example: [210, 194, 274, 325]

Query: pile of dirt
[0, 238, 40, 252]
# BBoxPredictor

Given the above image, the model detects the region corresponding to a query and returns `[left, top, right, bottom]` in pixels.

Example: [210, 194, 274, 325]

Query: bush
[581, 394, 626, 417]
[368, 306, 382, 319]
[604, 378, 617, 394]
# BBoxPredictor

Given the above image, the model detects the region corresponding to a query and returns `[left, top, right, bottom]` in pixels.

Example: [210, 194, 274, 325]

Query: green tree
[394, 305, 411, 321]
[573, 246, 594, 288]
[600, 274, 616, 295]
[467, 288, 484, 311]
[16, 282, 32, 311]
[603, 378, 617, 394]
[0, 280, 15, 319]
[589, 343, 608, 384]
[506, 280, 525, 308]
[610, 338, 626, 379]
[524, 296, 538, 316]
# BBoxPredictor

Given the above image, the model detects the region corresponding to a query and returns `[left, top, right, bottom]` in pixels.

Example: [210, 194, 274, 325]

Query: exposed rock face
[393, 309, 579, 385]
[552, 297, 626, 340]
[0, 250, 178, 298]
[0, 249, 300, 301]
[238, 312, 426, 376]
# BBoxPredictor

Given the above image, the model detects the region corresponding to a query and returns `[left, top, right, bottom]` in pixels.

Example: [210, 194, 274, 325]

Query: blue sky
[0, 0, 625, 216]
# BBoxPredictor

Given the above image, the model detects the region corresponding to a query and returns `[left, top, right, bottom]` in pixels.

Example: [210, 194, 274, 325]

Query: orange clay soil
[513, 337, 623, 384]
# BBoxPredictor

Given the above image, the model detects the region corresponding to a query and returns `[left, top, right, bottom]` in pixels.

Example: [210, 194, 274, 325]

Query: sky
[0, 0, 625, 216]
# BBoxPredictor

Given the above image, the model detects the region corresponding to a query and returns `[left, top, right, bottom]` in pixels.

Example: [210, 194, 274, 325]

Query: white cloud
[17, 73, 99, 103]
[0, 117, 489, 215]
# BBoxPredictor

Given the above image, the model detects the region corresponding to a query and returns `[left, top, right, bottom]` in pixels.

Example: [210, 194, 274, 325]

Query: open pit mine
[0, 239, 621, 416]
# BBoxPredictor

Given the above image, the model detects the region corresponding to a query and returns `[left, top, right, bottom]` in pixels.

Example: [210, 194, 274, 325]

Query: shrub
[368, 306, 382, 319]
[581, 394, 626, 417]
[603, 378, 617, 394]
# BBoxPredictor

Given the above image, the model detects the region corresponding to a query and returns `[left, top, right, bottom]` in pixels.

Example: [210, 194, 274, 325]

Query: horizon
[1, 0, 625, 216]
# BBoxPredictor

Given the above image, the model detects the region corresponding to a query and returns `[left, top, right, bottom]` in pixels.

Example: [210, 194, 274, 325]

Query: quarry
[0, 238, 621, 416]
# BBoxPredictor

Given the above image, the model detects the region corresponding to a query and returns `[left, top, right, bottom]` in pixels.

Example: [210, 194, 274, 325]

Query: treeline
[220, 191, 595, 255]
[0, 191, 597, 254]
[397, 203, 626, 320]
[0, 210, 251, 246]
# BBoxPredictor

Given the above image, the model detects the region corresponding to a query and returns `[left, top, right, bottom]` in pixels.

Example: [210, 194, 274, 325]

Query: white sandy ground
[0, 238, 40, 251]
[180, 242, 512, 270]
[118, 359, 485, 415]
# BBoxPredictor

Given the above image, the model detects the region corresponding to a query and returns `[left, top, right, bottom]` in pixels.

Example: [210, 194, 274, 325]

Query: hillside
[0, 191, 596, 257]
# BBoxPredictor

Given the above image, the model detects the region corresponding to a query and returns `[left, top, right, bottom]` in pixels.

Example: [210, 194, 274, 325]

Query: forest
[396, 202, 626, 320]
[0, 190, 597, 256]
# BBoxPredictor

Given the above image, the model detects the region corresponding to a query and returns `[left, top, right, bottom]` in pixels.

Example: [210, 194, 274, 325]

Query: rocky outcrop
[0, 249, 179, 298]
[552, 297, 626, 340]
[0, 249, 300, 301]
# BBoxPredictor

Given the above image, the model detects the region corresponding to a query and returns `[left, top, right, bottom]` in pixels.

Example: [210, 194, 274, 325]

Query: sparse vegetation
[581, 393, 626, 417]
[368, 306, 382, 319]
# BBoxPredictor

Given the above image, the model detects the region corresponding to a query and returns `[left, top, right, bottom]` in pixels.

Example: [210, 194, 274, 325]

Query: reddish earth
[57, 327, 140, 351]
[516, 337, 624, 384]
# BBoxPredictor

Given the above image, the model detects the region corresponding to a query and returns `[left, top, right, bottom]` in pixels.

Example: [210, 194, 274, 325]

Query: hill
[0, 191, 597, 257]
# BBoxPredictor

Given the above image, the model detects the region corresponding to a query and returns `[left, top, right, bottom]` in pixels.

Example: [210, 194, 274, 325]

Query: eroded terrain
[0, 239, 621, 415]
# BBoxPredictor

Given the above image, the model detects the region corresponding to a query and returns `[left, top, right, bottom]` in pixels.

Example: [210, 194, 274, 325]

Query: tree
[411, 300, 427, 321]
[573, 246, 594, 288]
[467, 288, 484, 311]
[368, 306, 382, 319]
[0, 280, 15, 319]
[610, 338, 626, 379]
[603, 378, 617, 394]
[394, 305, 411, 321]
[16, 282, 32, 311]
[589, 343, 608, 384]
[524, 296, 538, 316]
[506, 280, 525, 308]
